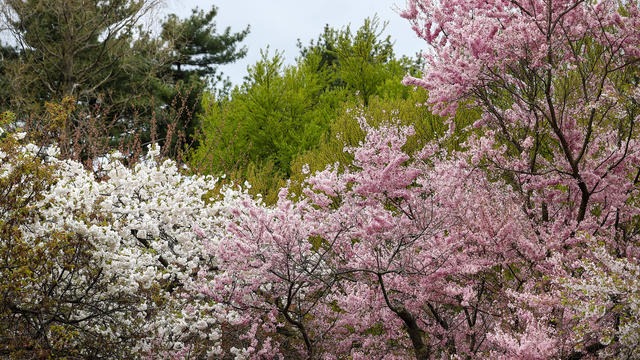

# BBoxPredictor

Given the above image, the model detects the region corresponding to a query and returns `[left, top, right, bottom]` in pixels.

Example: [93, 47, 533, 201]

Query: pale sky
[163, 0, 426, 86]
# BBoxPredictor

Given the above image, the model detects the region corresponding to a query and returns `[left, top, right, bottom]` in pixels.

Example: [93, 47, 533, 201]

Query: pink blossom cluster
[6, 102, 640, 359]
[191, 0, 640, 356]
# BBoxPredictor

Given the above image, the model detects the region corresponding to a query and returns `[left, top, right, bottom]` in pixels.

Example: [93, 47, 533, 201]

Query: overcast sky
[163, 0, 426, 86]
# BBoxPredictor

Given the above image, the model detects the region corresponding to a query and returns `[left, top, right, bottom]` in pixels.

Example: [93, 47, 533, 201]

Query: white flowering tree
[0, 121, 252, 358]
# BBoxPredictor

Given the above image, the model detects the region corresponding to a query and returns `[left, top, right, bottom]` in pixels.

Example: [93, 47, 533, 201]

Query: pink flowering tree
[399, 0, 640, 357]
[201, 110, 639, 359]
[197, 0, 640, 358]
[200, 117, 544, 358]
[306, 120, 545, 359]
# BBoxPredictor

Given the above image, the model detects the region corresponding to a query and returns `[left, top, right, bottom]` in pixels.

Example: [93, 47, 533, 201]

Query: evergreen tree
[0, 0, 164, 114]
[153, 5, 250, 154]
[0, 1, 249, 159]
[297, 16, 415, 104]
[160, 5, 249, 85]
[193, 18, 419, 202]
[0, 42, 18, 111]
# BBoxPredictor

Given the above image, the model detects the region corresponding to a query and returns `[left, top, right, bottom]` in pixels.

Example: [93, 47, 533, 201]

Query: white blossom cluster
[561, 246, 640, 359]
[6, 138, 252, 358]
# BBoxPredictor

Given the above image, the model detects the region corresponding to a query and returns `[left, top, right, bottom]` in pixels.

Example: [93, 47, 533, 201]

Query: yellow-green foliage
[286, 88, 480, 197]
[190, 50, 348, 177]
[224, 88, 480, 204]
[0, 114, 62, 359]
[190, 18, 479, 205]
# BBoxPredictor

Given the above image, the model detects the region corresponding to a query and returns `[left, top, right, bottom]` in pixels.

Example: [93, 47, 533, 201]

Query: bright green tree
[192, 18, 420, 202]
[298, 16, 415, 104]
[191, 49, 344, 179]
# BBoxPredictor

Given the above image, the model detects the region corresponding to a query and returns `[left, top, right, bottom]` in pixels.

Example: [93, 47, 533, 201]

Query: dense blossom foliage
[3, 106, 640, 359]
[397, 0, 640, 357]
[0, 131, 251, 358]
[2, 0, 640, 358]
[196, 113, 640, 358]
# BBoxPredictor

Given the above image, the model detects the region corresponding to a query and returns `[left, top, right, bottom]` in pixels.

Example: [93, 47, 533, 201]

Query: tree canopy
[191, 18, 421, 202]
[0, 1, 249, 159]
[160, 5, 249, 84]
[1, 0, 162, 113]
[2, 0, 640, 358]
